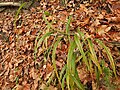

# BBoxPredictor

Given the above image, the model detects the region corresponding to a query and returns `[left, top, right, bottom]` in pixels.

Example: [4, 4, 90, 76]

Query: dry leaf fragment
[16, 85, 23, 90]
[48, 85, 57, 90]
[97, 25, 111, 35]
[9, 75, 15, 82]
[110, 17, 120, 23]
[39, 83, 46, 90]
[46, 63, 53, 74]
[23, 84, 30, 90]
[112, 2, 120, 13]
[80, 17, 90, 27]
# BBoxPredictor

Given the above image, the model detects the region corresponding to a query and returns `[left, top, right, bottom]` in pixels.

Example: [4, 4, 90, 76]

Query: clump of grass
[66, 41, 85, 90]
[34, 15, 117, 90]
[96, 39, 117, 78]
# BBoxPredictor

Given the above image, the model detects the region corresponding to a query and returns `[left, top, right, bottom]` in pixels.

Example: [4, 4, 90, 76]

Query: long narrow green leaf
[96, 39, 117, 78]
[70, 53, 76, 90]
[14, 2, 26, 27]
[62, 73, 66, 90]
[66, 16, 72, 41]
[52, 37, 62, 86]
[35, 31, 41, 47]
[66, 41, 76, 90]
[43, 12, 52, 29]
[87, 52, 93, 74]
[71, 53, 76, 75]
[95, 66, 100, 86]
[74, 34, 90, 71]
[42, 12, 53, 48]
[71, 75, 85, 90]
[34, 31, 42, 60]
[37, 32, 53, 49]
[34, 32, 53, 59]
[87, 39, 102, 74]
[66, 16, 71, 34]
[60, 65, 67, 81]
[77, 28, 86, 44]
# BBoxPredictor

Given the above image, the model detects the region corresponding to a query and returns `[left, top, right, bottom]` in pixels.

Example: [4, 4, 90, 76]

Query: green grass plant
[66, 15, 72, 42]
[34, 15, 117, 90]
[96, 39, 117, 78]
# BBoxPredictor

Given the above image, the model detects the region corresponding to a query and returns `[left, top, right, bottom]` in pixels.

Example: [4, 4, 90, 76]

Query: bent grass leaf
[62, 73, 66, 90]
[37, 32, 53, 50]
[74, 34, 90, 71]
[43, 11, 52, 31]
[96, 39, 117, 78]
[34, 31, 42, 60]
[66, 41, 76, 90]
[66, 16, 71, 34]
[43, 12, 53, 47]
[52, 37, 62, 86]
[95, 66, 100, 86]
[77, 28, 86, 44]
[66, 16, 72, 41]
[76, 55, 83, 63]
[60, 65, 67, 82]
[34, 32, 53, 59]
[87, 39, 102, 74]
[14, 2, 26, 27]
[88, 52, 94, 74]
[71, 75, 85, 90]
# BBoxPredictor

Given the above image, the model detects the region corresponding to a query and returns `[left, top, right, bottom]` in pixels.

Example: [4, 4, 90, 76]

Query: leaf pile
[0, 0, 120, 90]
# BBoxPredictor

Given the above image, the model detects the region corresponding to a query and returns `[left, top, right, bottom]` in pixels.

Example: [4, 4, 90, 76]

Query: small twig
[0, 2, 21, 7]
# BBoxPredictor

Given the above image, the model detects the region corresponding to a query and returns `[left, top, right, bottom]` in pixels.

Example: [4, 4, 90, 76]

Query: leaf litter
[0, 0, 120, 90]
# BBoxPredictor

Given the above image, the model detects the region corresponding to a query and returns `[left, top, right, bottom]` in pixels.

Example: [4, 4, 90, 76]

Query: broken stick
[0, 2, 21, 7]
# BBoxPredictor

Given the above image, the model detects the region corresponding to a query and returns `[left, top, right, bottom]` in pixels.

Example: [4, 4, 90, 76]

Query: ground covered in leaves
[0, 0, 120, 90]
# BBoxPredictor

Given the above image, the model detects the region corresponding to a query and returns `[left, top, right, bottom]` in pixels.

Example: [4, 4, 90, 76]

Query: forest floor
[0, 0, 120, 90]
